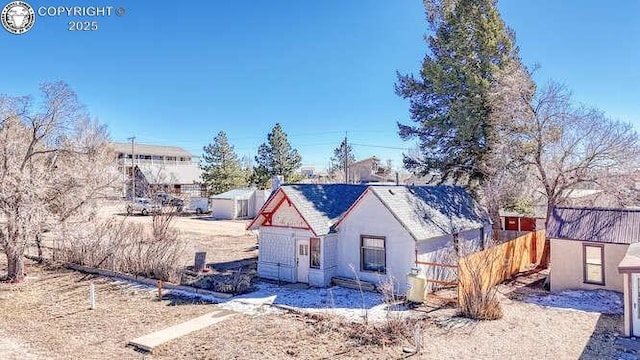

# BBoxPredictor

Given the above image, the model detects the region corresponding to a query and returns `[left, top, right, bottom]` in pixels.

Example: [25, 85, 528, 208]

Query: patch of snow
[526, 289, 623, 314]
[108, 277, 415, 322]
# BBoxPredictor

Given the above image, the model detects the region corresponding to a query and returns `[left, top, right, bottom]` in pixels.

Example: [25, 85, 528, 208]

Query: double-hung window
[583, 244, 604, 285]
[310, 238, 321, 269]
[361, 236, 385, 273]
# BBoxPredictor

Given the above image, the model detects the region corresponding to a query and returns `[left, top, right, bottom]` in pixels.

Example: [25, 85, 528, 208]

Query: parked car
[153, 192, 184, 208]
[126, 198, 161, 216]
[183, 196, 211, 215]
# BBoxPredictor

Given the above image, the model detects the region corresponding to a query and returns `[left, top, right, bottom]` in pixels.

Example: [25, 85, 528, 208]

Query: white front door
[633, 274, 640, 335]
[296, 239, 310, 283]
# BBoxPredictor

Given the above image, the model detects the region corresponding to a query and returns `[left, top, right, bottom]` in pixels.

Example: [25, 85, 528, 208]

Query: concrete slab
[283, 283, 309, 290]
[129, 309, 237, 353]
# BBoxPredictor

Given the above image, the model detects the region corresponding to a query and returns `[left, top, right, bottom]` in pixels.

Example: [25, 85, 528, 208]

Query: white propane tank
[406, 267, 427, 303]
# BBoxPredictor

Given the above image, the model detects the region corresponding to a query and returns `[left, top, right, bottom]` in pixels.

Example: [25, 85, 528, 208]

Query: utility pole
[344, 132, 348, 184]
[127, 136, 136, 199]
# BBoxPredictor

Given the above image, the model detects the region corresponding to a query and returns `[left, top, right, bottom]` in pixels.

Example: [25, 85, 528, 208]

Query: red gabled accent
[332, 187, 372, 229]
[262, 211, 273, 226]
[246, 188, 283, 230]
[261, 224, 313, 231]
[270, 195, 288, 217]
[246, 187, 317, 236]
[276, 191, 316, 236]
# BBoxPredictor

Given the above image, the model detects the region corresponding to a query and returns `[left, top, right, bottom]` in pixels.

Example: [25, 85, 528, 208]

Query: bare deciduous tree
[0, 82, 120, 282]
[514, 83, 638, 220]
[490, 68, 640, 261]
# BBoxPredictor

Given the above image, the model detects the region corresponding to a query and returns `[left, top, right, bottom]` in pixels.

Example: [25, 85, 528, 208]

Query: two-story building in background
[113, 142, 203, 198]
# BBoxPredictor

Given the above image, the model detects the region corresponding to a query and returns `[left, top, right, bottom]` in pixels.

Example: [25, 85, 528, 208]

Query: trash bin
[406, 267, 427, 302]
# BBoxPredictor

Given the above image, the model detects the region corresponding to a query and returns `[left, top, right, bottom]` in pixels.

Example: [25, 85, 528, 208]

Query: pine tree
[252, 123, 302, 188]
[329, 138, 356, 178]
[200, 131, 248, 195]
[396, 0, 527, 188]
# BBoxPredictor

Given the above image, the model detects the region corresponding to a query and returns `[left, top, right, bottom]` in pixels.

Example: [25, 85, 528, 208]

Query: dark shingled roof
[547, 207, 640, 244]
[369, 186, 489, 240]
[280, 184, 368, 235]
[254, 184, 490, 237]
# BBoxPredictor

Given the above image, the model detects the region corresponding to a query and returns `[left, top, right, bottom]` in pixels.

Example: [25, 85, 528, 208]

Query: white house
[211, 188, 270, 220]
[247, 184, 492, 293]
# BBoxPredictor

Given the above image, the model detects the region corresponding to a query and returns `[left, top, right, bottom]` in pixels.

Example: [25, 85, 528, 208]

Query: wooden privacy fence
[458, 230, 546, 300]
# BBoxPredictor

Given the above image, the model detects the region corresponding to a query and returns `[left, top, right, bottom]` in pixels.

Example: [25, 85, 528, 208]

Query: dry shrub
[331, 316, 417, 347]
[458, 245, 503, 320]
[56, 212, 185, 282]
[309, 276, 417, 348]
[181, 269, 253, 294]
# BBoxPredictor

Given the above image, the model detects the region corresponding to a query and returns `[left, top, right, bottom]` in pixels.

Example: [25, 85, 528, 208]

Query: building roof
[137, 163, 202, 185]
[618, 243, 640, 273]
[349, 157, 380, 166]
[499, 205, 547, 219]
[280, 184, 369, 235]
[363, 186, 489, 240]
[211, 188, 256, 200]
[112, 142, 192, 158]
[547, 207, 640, 244]
[248, 184, 489, 238]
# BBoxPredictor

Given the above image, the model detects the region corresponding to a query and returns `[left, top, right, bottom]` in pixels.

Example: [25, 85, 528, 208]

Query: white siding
[212, 199, 235, 220]
[271, 202, 307, 228]
[415, 227, 487, 293]
[308, 234, 338, 287]
[257, 227, 314, 283]
[336, 192, 416, 293]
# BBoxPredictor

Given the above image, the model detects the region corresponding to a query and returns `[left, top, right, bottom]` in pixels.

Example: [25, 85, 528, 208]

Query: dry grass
[29, 200, 258, 273]
[0, 258, 398, 360]
[0, 203, 626, 359]
[0, 257, 627, 359]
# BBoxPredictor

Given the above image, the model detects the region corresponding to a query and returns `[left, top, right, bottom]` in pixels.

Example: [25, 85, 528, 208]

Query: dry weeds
[0, 259, 402, 360]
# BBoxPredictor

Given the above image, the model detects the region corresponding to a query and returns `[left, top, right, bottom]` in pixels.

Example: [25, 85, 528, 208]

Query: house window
[583, 244, 604, 285]
[361, 235, 385, 273]
[310, 238, 321, 269]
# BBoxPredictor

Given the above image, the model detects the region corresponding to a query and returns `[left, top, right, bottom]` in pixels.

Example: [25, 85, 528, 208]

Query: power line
[350, 143, 412, 150]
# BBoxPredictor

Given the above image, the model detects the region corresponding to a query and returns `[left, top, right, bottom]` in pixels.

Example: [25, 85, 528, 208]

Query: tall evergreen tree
[329, 138, 356, 179]
[200, 131, 248, 195]
[395, 0, 526, 188]
[252, 123, 303, 188]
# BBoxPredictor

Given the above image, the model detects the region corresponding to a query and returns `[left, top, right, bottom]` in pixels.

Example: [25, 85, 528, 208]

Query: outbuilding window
[583, 244, 605, 285]
[361, 235, 385, 273]
[310, 238, 321, 269]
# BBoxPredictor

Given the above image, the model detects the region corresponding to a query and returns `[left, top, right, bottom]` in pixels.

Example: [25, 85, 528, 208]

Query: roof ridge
[555, 206, 640, 213]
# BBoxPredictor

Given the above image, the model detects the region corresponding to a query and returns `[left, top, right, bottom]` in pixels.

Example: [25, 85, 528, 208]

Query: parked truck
[183, 196, 210, 215]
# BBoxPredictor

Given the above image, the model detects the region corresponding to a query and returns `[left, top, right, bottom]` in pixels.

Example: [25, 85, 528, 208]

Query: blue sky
[2, 1, 639, 170]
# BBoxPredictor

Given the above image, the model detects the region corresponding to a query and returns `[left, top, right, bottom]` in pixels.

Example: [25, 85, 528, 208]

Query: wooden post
[194, 252, 207, 272]
[157, 280, 163, 299]
[89, 282, 96, 310]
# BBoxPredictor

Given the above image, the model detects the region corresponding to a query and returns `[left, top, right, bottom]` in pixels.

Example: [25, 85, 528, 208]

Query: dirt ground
[1, 201, 631, 359]
[0, 257, 630, 360]
[30, 199, 258, 270]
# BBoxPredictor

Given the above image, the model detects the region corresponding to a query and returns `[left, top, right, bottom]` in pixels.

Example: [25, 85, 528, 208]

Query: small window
[310, 238, 321, 269]
[299, 244, 308, 256]
[583, 244, 604, 285]
[361, 235, 385, 273]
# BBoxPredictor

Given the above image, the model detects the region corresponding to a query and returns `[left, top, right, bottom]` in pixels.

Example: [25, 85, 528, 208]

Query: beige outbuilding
[547, 206, 640, 337]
